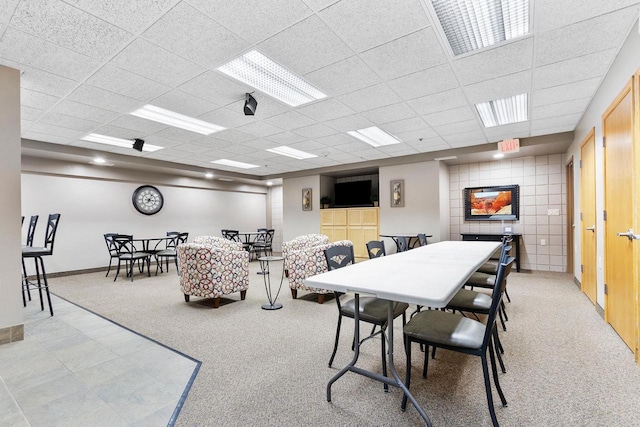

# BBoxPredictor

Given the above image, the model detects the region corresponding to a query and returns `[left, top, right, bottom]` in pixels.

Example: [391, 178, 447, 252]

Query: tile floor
[0, 294, 199, 427]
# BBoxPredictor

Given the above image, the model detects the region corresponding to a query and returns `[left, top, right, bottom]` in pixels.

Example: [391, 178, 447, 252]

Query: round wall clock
[132, 185, 164, 215]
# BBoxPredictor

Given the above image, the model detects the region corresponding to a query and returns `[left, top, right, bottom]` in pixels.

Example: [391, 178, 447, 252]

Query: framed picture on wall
[390, 179, 404, 207]
[302, 188, 312, 211]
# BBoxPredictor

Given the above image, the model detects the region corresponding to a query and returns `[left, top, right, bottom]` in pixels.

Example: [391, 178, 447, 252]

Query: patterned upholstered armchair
[282, 233, 329, 279]
[285, 238, 353, 304]
[177, 236, 249, 308]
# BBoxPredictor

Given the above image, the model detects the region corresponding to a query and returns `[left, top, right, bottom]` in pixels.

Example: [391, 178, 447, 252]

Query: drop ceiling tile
[302, 156, 340, 168]
[392, 127, 439, 144]
[21, 105, 45, 122]
[68, 85, 142, 113]
[210, 129, 256, 144]
[423, 106, 475, 127]
[291, 123, 339, 139]
[387, 63, 460, 101]
[529, 124, 575, 137]
[27, 123, 88, 140]
[236, 121, 285, 138]
[532, 98, 591, 120]
[0, 28, 101, 80]
[218, 143, 259, 155]
[483, 122, 531, 142]
[152, 126, 215, 142]
[65, 0, 178, 33]
[21, 88, 60, 110]
[86, 64, 171, 102]
[24, 132, 72, 146]
[289, 139, 328, 152]
[91, 124, 155, 142]
[190, 136, 235, 150]
[304, 55, 381, 97]
[453, 38, 534, 86]
[108, 115, 168, 134]
[69, 140, 115, 151]
[432, 119, 482, 136]
[10, 0, 132, 60]
[332, 139, 371, 152]
[533, 49, 616, 89]
[258, 15, 353, 75]
[149, 89, 219, 117]
[360, 28, 447, 80]
[51, 100, 120, 123]
[243, 139, 278, 150]
[247, 96, 291, 119]
[407, 88, 467, 116]
[0, 2, 13, 23]
[265, 131, 307, 144]
[131, 134, 184, 149]
[338, 83, 401, 112]
[142, 2, 249, 68]
[380, 117, 432, 135]
[535, 0, 640, 33]
[443, 131, 488, 147]
[110, 38, 205, 87]
[297, 98, 355, 121]
[263, 111, 317, 130]
[353, 148, 391, 161]
[532, 78, 601, 107]
[462, 70, 532, 104]
[319, 0, 429, 52]
[15, 63, 77, 97]
[198, 107, 254, 129]
[178, 71, 252, 107]
[316, 133, 359, 147]
[535, 8, 638, 66]
[189, 0, 312, 44]
[361, 102, 417, 125]
[169, 143, 214, 154]
[39, 112, 100, 133]
[376, 144, 419, 156]
[302, 0, 340, 12]
[406, 136, 449, 152]
[530, 113, 582, 131]
[323, 114, 374, 132]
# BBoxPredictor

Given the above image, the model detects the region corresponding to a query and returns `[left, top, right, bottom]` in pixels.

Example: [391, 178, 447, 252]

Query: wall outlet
[548, 209, 559, 216]
[540, 238, 546, 246]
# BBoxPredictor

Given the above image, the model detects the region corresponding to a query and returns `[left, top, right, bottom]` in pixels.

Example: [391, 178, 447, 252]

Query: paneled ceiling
[2, 0, 639, 181]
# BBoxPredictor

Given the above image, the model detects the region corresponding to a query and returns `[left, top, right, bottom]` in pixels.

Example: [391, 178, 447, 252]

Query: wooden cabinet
[321, 208, 379, 260]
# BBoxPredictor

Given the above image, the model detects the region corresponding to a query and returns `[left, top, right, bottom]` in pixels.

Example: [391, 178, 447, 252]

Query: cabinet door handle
[616, 229, 640, 240]
[585, 226, 595, 232]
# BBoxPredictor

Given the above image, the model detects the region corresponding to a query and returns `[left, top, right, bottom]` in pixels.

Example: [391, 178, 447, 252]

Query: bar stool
[22, 213, 61, 316]
[21, 215, 39, 305]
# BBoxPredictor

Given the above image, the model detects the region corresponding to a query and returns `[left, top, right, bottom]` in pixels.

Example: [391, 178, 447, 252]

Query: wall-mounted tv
[464, 185, 519, 221]
[334, 180, 372, 207]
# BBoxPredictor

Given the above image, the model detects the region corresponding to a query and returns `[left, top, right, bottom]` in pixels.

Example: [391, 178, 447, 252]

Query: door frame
[566, 156, 574, 275]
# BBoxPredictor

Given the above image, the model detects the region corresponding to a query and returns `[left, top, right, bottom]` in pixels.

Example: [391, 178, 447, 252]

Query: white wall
[21, 169, 267, 274]
[0, 65, 22, 333]
[566, 21, 640, 307]
[269, 185, 283, 253]
[282, 175, 320, 241]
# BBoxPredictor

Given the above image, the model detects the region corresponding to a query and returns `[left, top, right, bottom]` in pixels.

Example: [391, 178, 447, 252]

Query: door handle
[616, 229, 640, 240]
[585, 226, 595, 232]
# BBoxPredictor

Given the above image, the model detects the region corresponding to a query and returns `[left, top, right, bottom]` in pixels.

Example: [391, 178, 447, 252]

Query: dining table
[303, 240, 502, 425]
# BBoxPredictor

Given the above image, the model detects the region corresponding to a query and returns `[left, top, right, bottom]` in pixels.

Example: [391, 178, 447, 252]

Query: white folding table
[304, 240, 502, 425]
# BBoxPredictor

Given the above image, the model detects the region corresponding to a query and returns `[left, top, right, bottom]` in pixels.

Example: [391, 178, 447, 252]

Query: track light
[244, 93, 257, 116]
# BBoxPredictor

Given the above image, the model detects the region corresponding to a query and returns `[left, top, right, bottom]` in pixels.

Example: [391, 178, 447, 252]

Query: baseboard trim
[573, 276, 581, 289]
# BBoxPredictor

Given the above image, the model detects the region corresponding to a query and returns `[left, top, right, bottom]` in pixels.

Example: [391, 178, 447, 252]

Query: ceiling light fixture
[130, 104, 225, 135]
[493, 153, 505, 159]
[81, 133, 164, 152]
[266, 145, 318, 160]
[93, 157, 106, 164]
[205, 172, 214, 179]
[475, 93, 528, 128]
[433, 155, 458, 161]
[219, 178, 234, 182]
[211, 159, 260, 169]
[431, 0, 530, 55]
[347, 126, 403, 148]
[217, 50, 327, 107]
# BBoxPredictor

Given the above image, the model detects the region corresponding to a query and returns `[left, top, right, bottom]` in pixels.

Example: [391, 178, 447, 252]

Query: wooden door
[603, 80, 636, 352]
[580, 130, 597, 304]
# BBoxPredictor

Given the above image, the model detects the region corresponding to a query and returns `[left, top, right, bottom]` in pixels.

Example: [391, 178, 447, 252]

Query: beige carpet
[48, 263, 640, 426]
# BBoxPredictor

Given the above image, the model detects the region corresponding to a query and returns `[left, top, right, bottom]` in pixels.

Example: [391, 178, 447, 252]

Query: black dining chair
[366, 240, 386, 259]
[324, 245, 409, 391]
[112, 234, 152, 282]
[155, 231, 188, 275]
[252, 228, 274, 258]
[21, 213, 61, 316]
[396, 236, 409, 252]
[417, 233, 428, 246]
[401, 257, 514, 427]
[103, 233, 120, 277]
[21, 215, 39, 304]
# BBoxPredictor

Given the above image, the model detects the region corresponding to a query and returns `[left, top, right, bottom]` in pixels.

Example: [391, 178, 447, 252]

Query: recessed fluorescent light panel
[347, 127, 403, 148]
[431, 0, 529, 55]
[475, 93, 528, 128]
[211, 159, 259, 169]
[130, 105, 225, 135]
[81, 133, 164, 152]
[433, 156, 458, 161]
[217, 50, 327, 107]
[266, 146, 318, 160]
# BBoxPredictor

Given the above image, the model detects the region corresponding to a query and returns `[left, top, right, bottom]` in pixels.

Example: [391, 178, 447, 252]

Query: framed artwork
[302, 188, 312, 211]
[390, 179, 404, 207]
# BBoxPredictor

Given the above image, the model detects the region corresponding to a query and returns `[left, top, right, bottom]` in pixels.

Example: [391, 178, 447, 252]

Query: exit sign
[498, 138, 520, 153]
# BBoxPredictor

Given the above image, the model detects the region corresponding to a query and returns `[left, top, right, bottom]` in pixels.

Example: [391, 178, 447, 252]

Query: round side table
[257, 256, 284, 310]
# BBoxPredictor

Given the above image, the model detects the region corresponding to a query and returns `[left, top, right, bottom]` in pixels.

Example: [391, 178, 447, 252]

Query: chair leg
[291, 289, 297, 299]
[423, 345, 430, 379]
[493, 327, 506, 373]
[501, 300, 509, 321]
[401, 338, 412, 411]
[488, 337, 508, 407]
[480, 353, 500, 427]
[498, 307, 507, 331]
[38, 257, 54, 316]
[504, 287, 511, 303]
[105, 258, 113, 277]
[381, 328, 389, 392]
[114, 259, 121, 282]
[184, 294, 190, 302]
[212, 297, 220, 308]
[329, 313, 342, 367]
[34, 258, 44, 311]
[240, 290, 247, 300]
[317, 294, 325, 304]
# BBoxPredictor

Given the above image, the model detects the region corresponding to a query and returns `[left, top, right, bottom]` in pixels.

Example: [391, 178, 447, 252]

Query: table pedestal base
[261, 302, 283, 310]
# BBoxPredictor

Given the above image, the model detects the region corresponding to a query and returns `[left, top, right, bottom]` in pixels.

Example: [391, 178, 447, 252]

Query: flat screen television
[334, 180, 372, 207]
[464, 185, 519, 221]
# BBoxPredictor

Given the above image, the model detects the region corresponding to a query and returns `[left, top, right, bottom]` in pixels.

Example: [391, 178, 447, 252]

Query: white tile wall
[449, 154, 567, 272]
[270, 185, 283, 253]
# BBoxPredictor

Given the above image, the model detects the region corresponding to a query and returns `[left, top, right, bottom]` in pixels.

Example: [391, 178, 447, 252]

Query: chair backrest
[264, 229, 275, 244]
[324, 244, 355, 271]
[366, 240, 386, 259]
[165, 231, 188, 249]
[113, 234, 135, 255]
[397, 236, 409, 252]
[42, 213, 61, 253]
[482, 256, 515, 346]
[26, 215, 39, 246]
[223, 229, 240, 242]
[104, 233, 119, 256]
[417, 233, 428, 246]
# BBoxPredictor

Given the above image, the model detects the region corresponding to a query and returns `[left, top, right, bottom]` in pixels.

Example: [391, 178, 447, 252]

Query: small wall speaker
[244, 93, 257, 116]
[132, 138, 145, 152]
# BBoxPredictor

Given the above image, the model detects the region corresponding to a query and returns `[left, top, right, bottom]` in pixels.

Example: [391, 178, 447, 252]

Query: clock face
[132, 185, 164, 215]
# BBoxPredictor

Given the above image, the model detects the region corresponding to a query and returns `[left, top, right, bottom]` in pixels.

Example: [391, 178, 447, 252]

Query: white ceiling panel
[209, 129, 256, 144]
[463, 70, 532, 104]
[532, 77, 601, 107]
[360, 28, 447, 80]
[236, 121, 285, 138]
[443, 131, 488, 147]
[316, 133, 360, 147]
[361, 102, 417, 125]
[483, 122, 531, 142]
[263, 111, 317, 130]
[533, 49, 617, 89]
[530, 113, 583, 131]
[149, 89, 218, 117]
[21, 88, 60, 110]
[297, 98, 355, 121]
[142, 2, 249, 69]
[13, 63, 77, 97]
[28, 122, 87, 139]
[291, 123, 338, 139]
[380, 117, 433, 135]
[319, 0, 429, 53]
[407, 88, 468, 116]
[178, 71, 252, 107]
[51, 100, 120, 123]
[323, 114, 374, 133]
[198, 106, 254, 129]
[265, 131, 307, 144]
[65, 0, 179, 33]
[110, 38, 205, 87]
[289, 139, 329, 152]
[423, 106, 476, 127]
[532, 98, 591, 120]
[0, 1, 15, 23]
[188, 0, 312, 44]
[338, 83, 401, 112]
[392, 128, 439, 145]
[304, 55, 381, 97]
[108, 114, 169, 134]
[258, 15, 353, 75]
[432, 119, 482, 136]
[10, 0, 133, 60]
[535, 0, 640, 33]
[68, 85, 142, 113]
[406, 136, 449, 152]
[152, 126, 214, 142]
[39, 112, 100, 133]
[86, 64, 171, 102]
[529, 124, 575, 137]
[387, 63, 460, 101]
[21, 105, 44, 122]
